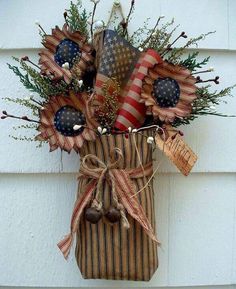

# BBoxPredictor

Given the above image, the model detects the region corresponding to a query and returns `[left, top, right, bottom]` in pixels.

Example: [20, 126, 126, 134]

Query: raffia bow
[58, 148, 159, 259]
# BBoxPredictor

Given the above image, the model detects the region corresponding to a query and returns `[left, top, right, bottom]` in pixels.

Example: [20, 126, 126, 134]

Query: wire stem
[90, 2, 98, 41]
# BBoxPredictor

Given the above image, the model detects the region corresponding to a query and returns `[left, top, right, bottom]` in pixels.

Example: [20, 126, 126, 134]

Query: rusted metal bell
[85, 207, 103, 224]
[105, 207, 121, 223]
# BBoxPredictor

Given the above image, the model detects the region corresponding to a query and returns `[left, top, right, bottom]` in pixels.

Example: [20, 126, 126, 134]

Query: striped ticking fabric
[114, 49, 163, 131]
[75, 131, 158, 281]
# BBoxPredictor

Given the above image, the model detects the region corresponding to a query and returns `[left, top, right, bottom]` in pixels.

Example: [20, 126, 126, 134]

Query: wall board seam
[0, 285, 235, 289]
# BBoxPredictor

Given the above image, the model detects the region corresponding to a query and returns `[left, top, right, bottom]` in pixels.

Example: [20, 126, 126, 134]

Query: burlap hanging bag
[73, 130, 158, 281]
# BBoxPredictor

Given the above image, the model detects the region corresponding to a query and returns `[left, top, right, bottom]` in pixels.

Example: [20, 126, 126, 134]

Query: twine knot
[81, 148, 129, 226]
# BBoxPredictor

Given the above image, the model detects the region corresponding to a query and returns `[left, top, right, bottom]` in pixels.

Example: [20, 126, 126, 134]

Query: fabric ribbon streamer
[58, 148, 159, 259]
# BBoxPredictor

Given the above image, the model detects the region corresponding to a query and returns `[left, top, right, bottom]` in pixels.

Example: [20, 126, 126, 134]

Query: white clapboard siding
[0, 173, 235, 287]
[0, 0, 234, 50]
[0, 0, 236, 288]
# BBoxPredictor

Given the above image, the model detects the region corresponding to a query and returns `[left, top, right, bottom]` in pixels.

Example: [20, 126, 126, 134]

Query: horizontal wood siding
[0, 0, 235, 287]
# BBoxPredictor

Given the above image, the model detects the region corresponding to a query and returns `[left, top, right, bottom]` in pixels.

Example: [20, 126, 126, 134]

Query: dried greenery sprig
[139, 16, 165, 49]
[139, 18, 177, 52]
[3, 97, 40, 117]
[173, 85, 236, 126]
[180, 52, 210, 72]
[65, 0, 90, 37]
[8, 57, 70, 99]
[167, 31, 215, 63]
[8, 123, 42, 144]
[94, 77, 120, 130]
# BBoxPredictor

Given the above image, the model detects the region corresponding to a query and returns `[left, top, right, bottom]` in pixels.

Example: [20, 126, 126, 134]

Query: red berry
[171, 134, 177, 140]
[21, 56, 29, 61]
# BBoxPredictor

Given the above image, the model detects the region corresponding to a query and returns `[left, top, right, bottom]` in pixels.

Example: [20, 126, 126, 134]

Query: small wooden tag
[155, 128, 198, 176]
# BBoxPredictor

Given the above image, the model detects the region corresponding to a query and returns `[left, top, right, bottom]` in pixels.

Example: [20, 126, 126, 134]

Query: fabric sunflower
[39, 24, 94, 84]
[141, 61, 197, 123]
[36, 91, 98, 152]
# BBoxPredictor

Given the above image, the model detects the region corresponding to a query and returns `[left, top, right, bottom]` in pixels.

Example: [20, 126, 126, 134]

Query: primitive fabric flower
[141, 61, 197, 123]
[36, 91, 97, 152]
[39, 24, 94, 84]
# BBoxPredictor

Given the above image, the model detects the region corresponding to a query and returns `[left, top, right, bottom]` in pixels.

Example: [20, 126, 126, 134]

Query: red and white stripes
[114, 49, 163, 131]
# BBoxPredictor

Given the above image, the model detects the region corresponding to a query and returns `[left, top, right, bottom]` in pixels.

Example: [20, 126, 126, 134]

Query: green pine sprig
[65, 1, 90, 37]
[173, 85, 236, 127]
[179, 52, 210, 72]
[7, 61, 41, 96]
[8, 57, 69, 99]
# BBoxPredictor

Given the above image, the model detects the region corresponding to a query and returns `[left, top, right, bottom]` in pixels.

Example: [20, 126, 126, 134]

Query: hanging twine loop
[106, 1, 125, 28]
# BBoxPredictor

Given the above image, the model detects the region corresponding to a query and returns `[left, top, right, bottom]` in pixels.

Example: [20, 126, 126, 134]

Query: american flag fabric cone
[94, 29, 140, 106]
[114, 49, 163, 131]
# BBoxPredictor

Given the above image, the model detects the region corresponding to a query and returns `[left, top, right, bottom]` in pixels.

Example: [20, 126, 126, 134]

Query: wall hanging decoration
[1, 0, 235, 281]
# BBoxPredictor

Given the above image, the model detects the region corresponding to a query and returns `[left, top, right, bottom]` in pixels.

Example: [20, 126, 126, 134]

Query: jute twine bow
[58, 148, 159, 259]
[81, 148, 130, 228]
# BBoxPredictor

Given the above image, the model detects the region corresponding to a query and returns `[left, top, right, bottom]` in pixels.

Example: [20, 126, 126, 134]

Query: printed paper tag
[155, 128, 198, 176]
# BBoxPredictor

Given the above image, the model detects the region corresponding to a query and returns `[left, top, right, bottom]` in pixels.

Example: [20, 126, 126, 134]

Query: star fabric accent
[141, 61, 197, 123]
[153, 77, 180, 107]
[54, 39, 82, 69]
[98, 30, 139, 85]
[54, 105, 86, 137]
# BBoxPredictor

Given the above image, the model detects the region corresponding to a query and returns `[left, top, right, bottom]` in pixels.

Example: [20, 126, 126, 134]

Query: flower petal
[142, 83, 153, 94]
[37, 92, 98, 153]
[39, 24, 94, 84]
[140, 59, 198, 123]
[143, 76, 154, 85]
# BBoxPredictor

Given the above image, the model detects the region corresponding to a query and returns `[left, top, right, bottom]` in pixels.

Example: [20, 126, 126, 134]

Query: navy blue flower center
[54, 39, 81, 69]
[153, 77, 180, 108]
[54, 105, 85, 137]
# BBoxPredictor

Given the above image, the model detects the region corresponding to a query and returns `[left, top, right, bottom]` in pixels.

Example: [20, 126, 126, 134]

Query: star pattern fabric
[54, 105, 85, 137]
[54, 39, 82, 69]
[153, 77, 180, 108]
[94, 29, 142, 123]
[99, 30, 139, 86]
